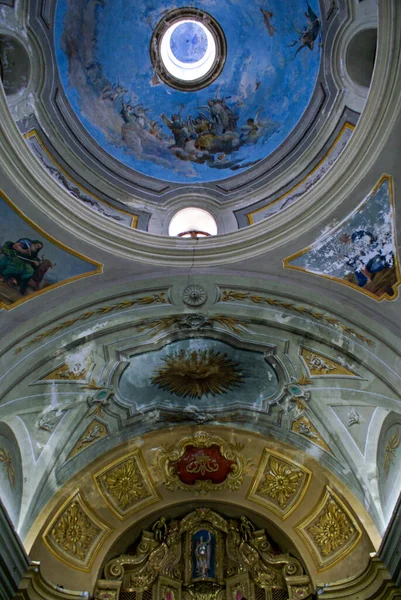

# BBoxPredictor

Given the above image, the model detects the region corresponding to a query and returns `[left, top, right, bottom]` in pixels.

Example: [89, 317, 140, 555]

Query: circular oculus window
[150, 8, 227, 91]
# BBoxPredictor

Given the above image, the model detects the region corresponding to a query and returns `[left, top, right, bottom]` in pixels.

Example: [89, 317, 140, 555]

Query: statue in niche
[99, 508, 313, 600]
[194, 530, 212, 578]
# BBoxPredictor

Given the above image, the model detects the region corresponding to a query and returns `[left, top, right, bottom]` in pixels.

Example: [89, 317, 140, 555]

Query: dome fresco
[55, 0, 321, 184]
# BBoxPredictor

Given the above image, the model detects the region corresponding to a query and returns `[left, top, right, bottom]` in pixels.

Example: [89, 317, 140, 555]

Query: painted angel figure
[195, 531, 212, 578]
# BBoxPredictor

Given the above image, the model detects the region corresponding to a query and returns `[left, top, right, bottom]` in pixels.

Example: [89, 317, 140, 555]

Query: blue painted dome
[55, 0, 321, 184]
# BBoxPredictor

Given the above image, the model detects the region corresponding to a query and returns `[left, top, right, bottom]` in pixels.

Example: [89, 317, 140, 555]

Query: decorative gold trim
[220, 290, 374, 346]
[153, 431, 252, 495]
[300, 347, 359, 378]
[283, 175, 401, 302]
[43, 490, 112, 572]
[25, 130, 139, 229]
[291, 415, 334, 455]
[15, 292, 168, 353]
[0, 188, 102, 311]
[247, 123, 355, 224]
[94, 449, 161, 520]
[247, 448, 311, 520]
[295, 486, 362, 571]
[67, 418, 109, 460]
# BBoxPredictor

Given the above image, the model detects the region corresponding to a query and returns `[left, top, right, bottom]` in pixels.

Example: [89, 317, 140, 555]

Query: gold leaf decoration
[151, 349, 244, 399]
[0, 448, 15, 488]
[258, 459, 302, 507]
[44, 492, 111, 571]
[383, 430, 401, 476]
[309, 500, 354, 556]
[15, 292, 167, 353]
[291, 415, 333, 455]
[247, 449, 311, 519]
[296, 487, 362, 570]
[50, 502, 101, 560]
[104, 460, 146, 508]
[301, 348, 358, 377]
[154, 431, 252, 495]
[67, 419, 108, 459]
[221, 290, 374, 346]
[94, 449, 161, 519]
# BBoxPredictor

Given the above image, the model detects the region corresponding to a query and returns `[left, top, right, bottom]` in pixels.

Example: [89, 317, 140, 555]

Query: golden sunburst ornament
[151, 349, 244, 398]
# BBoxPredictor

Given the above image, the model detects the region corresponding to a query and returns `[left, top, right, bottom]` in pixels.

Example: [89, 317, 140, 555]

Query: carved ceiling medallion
[153, 432, 251, 494]
[94, 449, 161, 519]
[151, 349, 244, 399]
[296, 487, 362, 570]
[43, 491, 111, 571]
[247, 449, 311, 519]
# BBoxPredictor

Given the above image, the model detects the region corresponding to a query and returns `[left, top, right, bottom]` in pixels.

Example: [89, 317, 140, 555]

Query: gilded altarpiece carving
[97, 509, 313, 600]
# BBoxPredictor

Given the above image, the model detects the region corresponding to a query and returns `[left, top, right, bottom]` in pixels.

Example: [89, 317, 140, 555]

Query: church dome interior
[1, 1, 401, 600]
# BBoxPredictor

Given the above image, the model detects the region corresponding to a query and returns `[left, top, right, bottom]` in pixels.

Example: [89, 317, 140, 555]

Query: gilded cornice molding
[0, 3, 399, 266]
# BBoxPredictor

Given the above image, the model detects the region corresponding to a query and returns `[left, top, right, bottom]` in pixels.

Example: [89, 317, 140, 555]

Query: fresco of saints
[0, 238, 53, 294]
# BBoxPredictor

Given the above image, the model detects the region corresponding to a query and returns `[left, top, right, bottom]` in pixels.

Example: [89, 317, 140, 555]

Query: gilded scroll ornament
[0, 448, 15, 487]
[94, 449, 161, 519]
[247, 449, 311, 519]
[153, 431, 251, 494]
[44, 492, 111, 571]
[296, 487, 362, 570]
[151, 349, 244, 399]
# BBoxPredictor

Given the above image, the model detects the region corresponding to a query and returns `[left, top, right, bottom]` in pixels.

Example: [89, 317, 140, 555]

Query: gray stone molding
[379, 491, 401, 586]
[0, 498, 29, 600]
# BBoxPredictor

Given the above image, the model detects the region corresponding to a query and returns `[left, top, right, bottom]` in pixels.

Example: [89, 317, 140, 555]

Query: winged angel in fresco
[289, 2, 321, 56]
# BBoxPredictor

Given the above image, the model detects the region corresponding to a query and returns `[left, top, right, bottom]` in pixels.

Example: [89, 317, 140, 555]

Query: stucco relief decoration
[43, 492, 111, 571]
[94, 449, 161, 519]
[220, 290, 374, 346]
[67, 418, 109, 459]
[300, 348, 358, 377]
[183, 285, 207, 307]
[291, 415, 333, 455]
[247, 449, 311, 519]
[284, 175, 401, 301]
[153, 431, 251, 494]
[15, 291, 168, 353]
[151, 349, 244, 399]
[296, 487, 362, 570]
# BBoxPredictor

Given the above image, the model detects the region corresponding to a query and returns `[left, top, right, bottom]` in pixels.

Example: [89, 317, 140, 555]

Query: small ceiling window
[168, 207, 218, 238]
[150, 8, 226, 92]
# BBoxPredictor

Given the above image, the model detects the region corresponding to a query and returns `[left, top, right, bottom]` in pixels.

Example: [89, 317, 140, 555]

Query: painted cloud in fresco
[0, 193, 100, 308]
[284, 176, 400, 300]
[55, 0, 321, 183]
